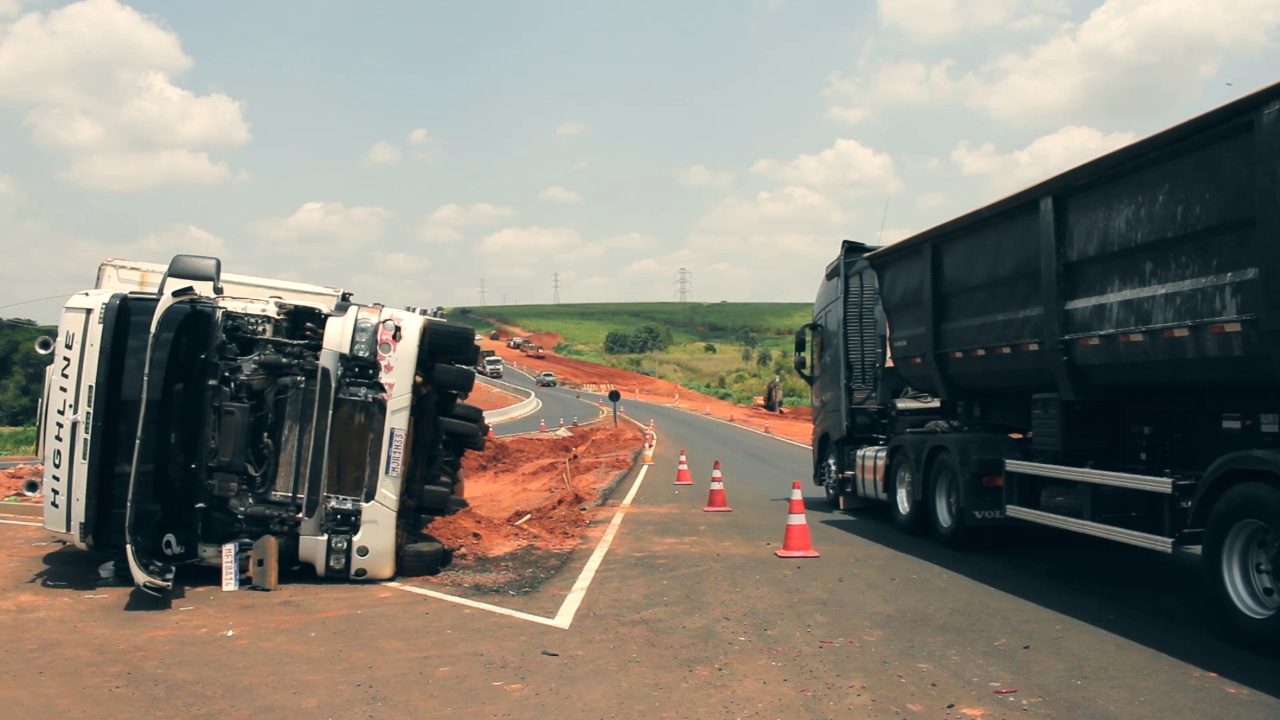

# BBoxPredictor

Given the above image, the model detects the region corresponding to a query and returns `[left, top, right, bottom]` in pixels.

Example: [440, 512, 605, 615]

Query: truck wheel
[431, 363, 476, 395]
[890, 454, 927, 534]
[928, 453, 974, 548]
[447, 402, 485, 424]
[399, 541, 447, 577]
[1204, 482, 1280, 645]
[425, 320, 479, 366]
[819, 446, 842, 509]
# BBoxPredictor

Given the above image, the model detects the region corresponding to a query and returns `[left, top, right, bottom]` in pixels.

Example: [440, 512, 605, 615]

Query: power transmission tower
[552, 272, 561, 304]
[478, 279, 487, 306]
[675, 268, 692, 302]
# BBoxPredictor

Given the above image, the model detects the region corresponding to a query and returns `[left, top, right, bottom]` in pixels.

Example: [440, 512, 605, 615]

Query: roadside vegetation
[0, 427, 36, 457]
[0, 318, 54, 428]
[444, 303, 813, 406]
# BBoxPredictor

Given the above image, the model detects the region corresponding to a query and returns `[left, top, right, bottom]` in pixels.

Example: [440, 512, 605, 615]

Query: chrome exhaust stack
[21, 478, 42, 497]
[33, 336, 55, 355]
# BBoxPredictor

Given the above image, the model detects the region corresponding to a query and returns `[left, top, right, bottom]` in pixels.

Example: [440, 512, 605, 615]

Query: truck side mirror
[793, 323, 819, 386]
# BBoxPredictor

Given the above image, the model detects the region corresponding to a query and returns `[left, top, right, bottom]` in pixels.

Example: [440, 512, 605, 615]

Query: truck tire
[1204, 482, 1280, 646]
[399, 541, 446, 577]
[890, 454, 927, 534]
[448, 402, 485, 424]
[425, 320, 479, 366]
[928, 453, 974, 548]
[431, 363, 476, 395]
[818, 445, 841, 509]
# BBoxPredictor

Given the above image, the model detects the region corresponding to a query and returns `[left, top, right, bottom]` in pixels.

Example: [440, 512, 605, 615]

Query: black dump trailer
[794, 81, 1280, 643]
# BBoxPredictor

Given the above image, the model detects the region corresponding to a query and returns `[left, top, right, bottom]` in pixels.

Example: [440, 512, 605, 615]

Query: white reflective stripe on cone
[786, 515, 807, 525]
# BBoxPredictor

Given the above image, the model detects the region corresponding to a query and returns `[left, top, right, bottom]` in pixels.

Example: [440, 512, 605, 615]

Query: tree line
[0, 318, 53, 427]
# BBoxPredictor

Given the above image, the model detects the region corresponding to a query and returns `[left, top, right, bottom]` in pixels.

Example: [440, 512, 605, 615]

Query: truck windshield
[85, 294, 158, 549]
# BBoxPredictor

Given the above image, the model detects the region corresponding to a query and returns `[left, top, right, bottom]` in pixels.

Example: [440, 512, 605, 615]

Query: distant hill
[443, 302, 813, 407]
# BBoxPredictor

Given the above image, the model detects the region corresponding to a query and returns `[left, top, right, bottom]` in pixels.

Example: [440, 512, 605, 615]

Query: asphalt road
[2, 395, 1280, 719]
[488, 365, 605, 435]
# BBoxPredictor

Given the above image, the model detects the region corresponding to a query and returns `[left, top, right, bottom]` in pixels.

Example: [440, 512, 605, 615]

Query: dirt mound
[426, 424, 640, 559]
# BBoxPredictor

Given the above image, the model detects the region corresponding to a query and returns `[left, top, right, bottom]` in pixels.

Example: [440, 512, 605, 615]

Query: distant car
[475, 334, 483, 341]
[536, 372, 557, 387]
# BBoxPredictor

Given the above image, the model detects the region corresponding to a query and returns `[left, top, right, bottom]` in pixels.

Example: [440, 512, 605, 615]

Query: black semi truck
[793, 81, 1280, 643]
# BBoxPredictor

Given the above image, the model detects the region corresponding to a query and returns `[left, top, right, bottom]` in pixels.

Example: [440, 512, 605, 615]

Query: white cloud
[256, 201, 391, 254]
[951, 125, 1136, 191]
[364, 141, 401, 165]
[60, 149, 234, 191]
[696, 186, 849, 236]
[571, 161, 589, 170]
[478, 227, 601, 280]
[0, 172, 22, 211]
[408, 128, 431, 145]
[750, 139, 902, 195]
[133, 222, 227, 259]
[369, 251, 429, 275]
[673, 164, 735, 188]
[878, 0, 1028, 43]
[0, 0, 251, 191]
[0, 1, 21, 19]
[600, 232, 654, 250]
[824, 61, 962, 123]
[966, 0, 1280, 123]
[556, 120, 586, 136]
[540, 185, 583, 203]
[420, 202, 513, 243]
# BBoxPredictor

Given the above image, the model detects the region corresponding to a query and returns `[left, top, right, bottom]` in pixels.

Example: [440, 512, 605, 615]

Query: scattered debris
[540, 650, 559, 657]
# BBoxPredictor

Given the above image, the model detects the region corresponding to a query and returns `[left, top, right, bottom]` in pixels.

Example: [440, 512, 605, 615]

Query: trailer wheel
[398, 541, 447, 577]
[1205, 482, 1280, 645]
[928, 453, 974, 548]
[890, 455, 927, 534]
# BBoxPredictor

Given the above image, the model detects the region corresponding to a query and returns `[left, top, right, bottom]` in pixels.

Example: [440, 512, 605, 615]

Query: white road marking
[0, 518, 42, 527]
[384, 461, 651, 630]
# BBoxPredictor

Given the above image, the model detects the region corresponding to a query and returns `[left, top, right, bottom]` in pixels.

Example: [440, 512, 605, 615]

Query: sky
[1, 0, 1278, 323]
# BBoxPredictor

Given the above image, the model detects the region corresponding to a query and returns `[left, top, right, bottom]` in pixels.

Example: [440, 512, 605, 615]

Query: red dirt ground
[0, 463, 42, 503]
[427, 424, 640, 559]
[465, 380, 522, 411]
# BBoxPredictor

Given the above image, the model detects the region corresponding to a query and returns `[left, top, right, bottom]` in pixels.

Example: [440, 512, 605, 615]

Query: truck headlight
[350, 316, 377, 359]
[329, 535, 350, 552]
[328, 553, 348, 571]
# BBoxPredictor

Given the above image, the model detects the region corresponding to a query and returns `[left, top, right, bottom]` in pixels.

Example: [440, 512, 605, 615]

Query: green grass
[0, 426, 36, 457]
[446, 302, 814, 406]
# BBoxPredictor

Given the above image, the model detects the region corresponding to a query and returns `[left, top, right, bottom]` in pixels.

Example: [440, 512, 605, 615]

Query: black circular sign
[607, 389, 622, 403]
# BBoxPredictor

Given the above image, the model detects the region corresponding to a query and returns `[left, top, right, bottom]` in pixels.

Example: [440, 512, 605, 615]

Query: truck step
[1005, 505, 1174, 552]
[1005, 460, 1174, 494]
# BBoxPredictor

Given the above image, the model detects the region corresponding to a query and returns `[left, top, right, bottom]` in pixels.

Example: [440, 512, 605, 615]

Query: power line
[478, 279, 488, 306]
[552, 272, 561, 304]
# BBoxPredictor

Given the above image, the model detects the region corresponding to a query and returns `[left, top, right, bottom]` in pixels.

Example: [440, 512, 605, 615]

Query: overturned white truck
[35, 255, 486, 596]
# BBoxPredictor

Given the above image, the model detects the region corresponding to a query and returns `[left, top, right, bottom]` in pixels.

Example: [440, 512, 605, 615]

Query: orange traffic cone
[559, 418, 565, 429]
[487, 424, 495, 438]
[702, 460, 732, 512]
[775, 481, 820, 558]
[704, 405, 711, 416]
[764, 420, 772, 434]
[641, 441, 654, 465]
[539, 419, 547, 432]
[674, 450, 694, 485]
[729, 410, 735, 423]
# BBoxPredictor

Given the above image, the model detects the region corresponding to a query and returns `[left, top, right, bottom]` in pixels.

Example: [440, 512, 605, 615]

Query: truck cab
[482, 356, 505, 378]
[38, 255, 485, 595]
